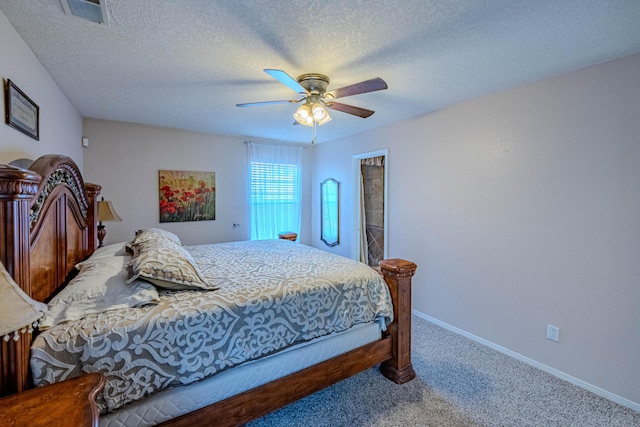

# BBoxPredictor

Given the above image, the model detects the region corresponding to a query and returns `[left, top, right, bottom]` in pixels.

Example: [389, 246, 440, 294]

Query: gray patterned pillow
[126, 239, 212, 290]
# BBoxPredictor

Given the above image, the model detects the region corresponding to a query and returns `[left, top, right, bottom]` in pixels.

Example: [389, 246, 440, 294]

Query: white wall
[82, 119, 312, 246]
[312, 54, 640, 408]
[0, 10, 82, 167]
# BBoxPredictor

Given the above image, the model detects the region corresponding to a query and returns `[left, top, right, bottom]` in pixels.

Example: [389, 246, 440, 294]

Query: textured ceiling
[1, 0, 640, 144]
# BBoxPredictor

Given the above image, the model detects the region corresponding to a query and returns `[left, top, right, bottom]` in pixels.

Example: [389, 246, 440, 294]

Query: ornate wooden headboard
[0, 154, 101, 395]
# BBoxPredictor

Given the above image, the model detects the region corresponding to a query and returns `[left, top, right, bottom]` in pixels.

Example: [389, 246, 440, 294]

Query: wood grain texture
[0, 164, 41, 395]
[0, 156, 100, 396]
[0, 373, 105, 427]
[379, 259, 418, 383]
[161, 338, 393, 427]
[277, 232, 297, 241]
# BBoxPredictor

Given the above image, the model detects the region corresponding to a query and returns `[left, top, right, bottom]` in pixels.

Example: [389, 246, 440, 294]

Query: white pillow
[39, 256, 159, 330]
[80, 242, 129, 264]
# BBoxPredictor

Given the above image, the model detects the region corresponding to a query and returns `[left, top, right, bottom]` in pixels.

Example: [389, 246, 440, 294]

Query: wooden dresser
[0, 373, 105, 427]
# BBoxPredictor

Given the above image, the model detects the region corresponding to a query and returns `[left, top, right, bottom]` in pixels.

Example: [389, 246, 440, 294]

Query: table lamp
[97, 197, 122, 248]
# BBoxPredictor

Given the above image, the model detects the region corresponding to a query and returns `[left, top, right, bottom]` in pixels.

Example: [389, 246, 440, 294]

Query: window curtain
[361, 156, 385, 167]
[248, 142, 302, 240]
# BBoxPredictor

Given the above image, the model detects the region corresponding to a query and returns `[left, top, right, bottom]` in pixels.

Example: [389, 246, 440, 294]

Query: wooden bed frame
[0, 154, 417, 426]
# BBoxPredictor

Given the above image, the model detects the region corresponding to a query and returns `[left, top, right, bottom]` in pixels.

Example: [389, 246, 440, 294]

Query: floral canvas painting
[159, 170, 216, 222]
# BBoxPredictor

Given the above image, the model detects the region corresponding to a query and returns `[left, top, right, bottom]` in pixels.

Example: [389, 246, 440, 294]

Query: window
[248, 143, 302, 240]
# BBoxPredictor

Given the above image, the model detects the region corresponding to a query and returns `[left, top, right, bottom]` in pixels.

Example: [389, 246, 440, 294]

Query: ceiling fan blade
[325, 77, 387, 100]
[263, 69, 309, 95]
[326, 102, 375, 118]
[325, 77, 388, 99]
[236, 100, 299, 107]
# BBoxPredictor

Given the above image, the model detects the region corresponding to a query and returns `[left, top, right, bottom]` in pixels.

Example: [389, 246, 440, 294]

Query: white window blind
[248, 143, 302, 240]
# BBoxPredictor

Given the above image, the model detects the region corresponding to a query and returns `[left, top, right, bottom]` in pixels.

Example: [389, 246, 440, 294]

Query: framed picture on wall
[4, 79, 39, 140]
[159, 170, 216, 222]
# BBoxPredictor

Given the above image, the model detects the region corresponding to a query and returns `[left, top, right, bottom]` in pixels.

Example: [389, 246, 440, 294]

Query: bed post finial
[378, 258, 417, 384]
[85, 183, 102, 252]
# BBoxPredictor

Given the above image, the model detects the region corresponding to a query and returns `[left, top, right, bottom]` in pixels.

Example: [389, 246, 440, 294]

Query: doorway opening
[352, 149, 388, 266]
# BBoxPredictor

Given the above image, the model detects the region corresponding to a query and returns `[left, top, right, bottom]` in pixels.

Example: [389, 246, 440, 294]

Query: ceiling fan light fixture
[293, 104, 314, 126]
[294, 101, 331, 126]
[311, 102, 329, 123]
[316, 114, 332, 126]
[311, 102, 331, 123]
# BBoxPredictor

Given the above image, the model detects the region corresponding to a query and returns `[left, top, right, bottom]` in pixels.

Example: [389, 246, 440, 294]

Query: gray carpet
[246, 316, 640, 426]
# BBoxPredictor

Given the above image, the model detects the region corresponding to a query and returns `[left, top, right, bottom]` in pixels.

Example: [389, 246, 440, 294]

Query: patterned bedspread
[30, 240, 393, 413]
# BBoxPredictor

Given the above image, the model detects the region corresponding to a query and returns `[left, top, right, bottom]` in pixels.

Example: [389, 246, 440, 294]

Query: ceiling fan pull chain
[312, 121, 317, 144]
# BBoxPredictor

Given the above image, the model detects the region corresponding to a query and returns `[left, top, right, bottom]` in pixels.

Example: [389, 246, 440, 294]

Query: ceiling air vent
[60, 0, 110, 25]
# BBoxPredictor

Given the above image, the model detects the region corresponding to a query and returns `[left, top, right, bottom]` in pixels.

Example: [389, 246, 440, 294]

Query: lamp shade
[311, 102, 332, 125]
[294, 102, 332, 127]
[293, 103, 313, 126]
[97, 199, 122, 222]
[0, 261, 47, 340]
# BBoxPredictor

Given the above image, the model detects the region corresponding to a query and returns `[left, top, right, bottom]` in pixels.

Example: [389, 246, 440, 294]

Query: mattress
[100, 321, 382, 426]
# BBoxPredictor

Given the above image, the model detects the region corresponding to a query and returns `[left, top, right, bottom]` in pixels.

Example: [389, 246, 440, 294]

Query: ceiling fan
[236, 69, 388, 128]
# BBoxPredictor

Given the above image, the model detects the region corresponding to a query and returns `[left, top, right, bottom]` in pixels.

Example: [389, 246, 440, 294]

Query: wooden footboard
[160, 258, 416, 427]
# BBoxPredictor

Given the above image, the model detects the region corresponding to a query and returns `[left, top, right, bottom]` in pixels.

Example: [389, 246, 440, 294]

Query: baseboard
[412, 310, 640, 413]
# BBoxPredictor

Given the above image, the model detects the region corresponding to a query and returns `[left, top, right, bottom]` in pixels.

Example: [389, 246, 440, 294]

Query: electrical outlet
[546, 324, 560, 342]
